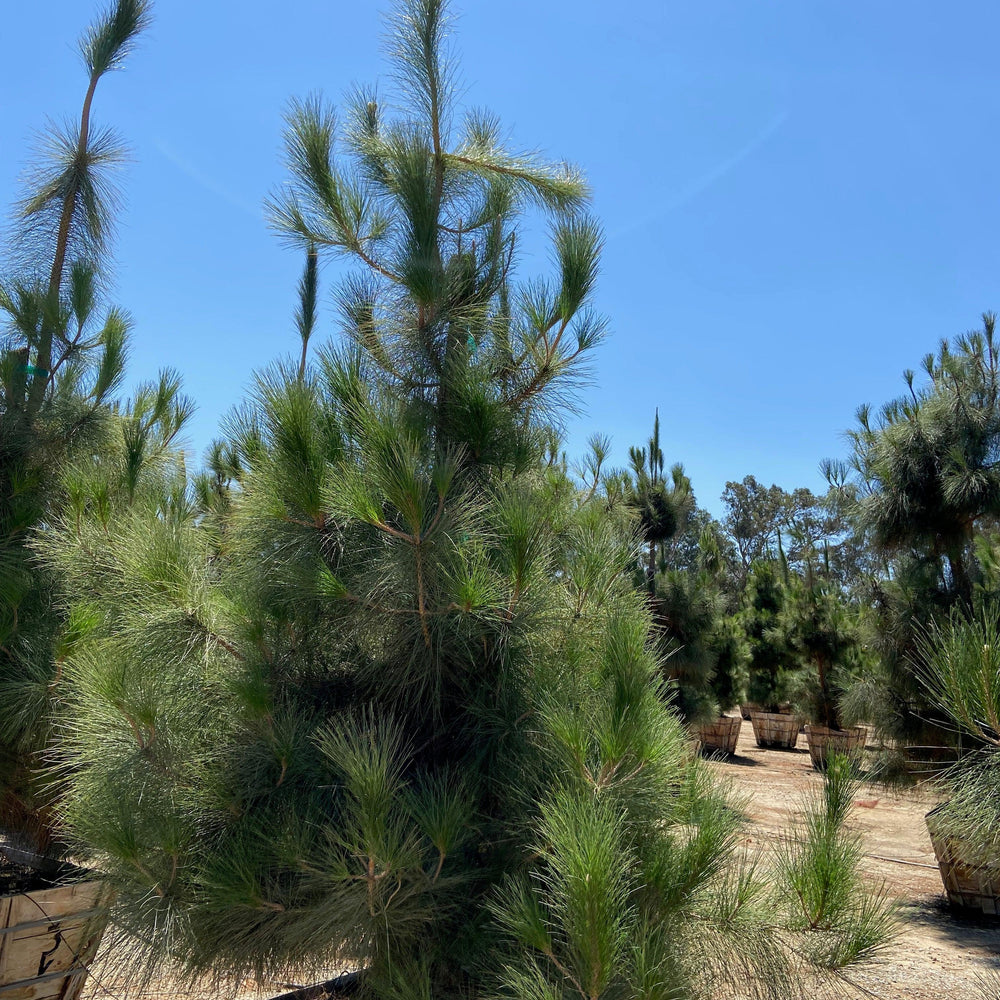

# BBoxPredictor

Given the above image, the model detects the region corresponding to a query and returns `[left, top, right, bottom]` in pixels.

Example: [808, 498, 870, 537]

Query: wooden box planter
[926, 805, 1000, 917]
[695, 715, 743, 754]
[0, 857, 110, 1000]
[695, 716, 742, 755]
[749, 710, 800, 750]
[804, 725, 867, 770]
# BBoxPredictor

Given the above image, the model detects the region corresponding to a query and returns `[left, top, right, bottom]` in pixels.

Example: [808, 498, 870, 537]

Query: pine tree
[625, 412, 693, 593]
[830, 314, 1000, 741]
[616, 417, 716, 722]
[739, 560, 800, 713]
[780, 557, 860, 731]
[651, 569, 722, 724]
[42, 4, 890, 997]
[0, 0, 190, 856]
[775, 755, 897, 968]
[846, 316, 1000, 605]
[916, 604, 1000, 865]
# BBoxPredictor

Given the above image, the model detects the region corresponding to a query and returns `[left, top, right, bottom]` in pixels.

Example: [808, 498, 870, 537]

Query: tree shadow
[901, 895, 1000, 957]
[699, 750, 761, 767]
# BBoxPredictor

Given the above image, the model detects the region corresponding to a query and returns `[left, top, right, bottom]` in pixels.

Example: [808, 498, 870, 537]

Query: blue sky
[3, 1, 998, 517]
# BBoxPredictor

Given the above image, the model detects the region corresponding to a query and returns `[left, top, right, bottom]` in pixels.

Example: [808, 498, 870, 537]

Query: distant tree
[739, 560, 800, 712]
[828, 315, 1000, 740]
[657, 504, 718, 575]
[626, 410, 694, 592]
[722, 475, 865, 595]
[721, 475, 788, 585]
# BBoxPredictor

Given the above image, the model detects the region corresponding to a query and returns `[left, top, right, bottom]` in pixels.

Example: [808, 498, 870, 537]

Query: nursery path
[712, 716, 1000, 1000]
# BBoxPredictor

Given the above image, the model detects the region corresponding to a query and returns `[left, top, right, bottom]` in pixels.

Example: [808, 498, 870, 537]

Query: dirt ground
[82, 719, 1000, 1000]
[709, 717, 1000, 1000]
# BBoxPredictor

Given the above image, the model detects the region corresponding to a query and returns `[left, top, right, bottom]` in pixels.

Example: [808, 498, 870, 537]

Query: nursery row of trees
[616, 438, 868, 731]
[1, 1, 997, 998]
[620, 316, 1000, 745]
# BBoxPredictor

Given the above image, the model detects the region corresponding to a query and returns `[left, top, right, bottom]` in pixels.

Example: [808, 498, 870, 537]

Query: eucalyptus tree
[721, 475, 788, 587]
[0, 0, 192, 855]
[721, 477, 860, 593]
[39, 4, 884, 998]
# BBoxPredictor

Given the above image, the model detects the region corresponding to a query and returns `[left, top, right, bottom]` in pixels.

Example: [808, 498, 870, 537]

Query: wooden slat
[0, 878, 108, 1000]
[0, 910, 106, 938]
[0, 966, 87, 998]
[7, 883, 105, 928]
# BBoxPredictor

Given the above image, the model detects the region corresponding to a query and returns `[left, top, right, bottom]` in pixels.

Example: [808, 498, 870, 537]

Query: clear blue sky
[3, 1, 998, 517]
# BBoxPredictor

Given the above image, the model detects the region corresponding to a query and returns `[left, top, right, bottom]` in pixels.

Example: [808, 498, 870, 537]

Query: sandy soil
[81, 720, 1000, 1000]
[710, 717, 1000, 1000]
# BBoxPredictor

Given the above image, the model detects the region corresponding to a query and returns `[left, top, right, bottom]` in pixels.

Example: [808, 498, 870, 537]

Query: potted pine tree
[688, 522, 748, 751]
[652, 569, 745, 754]
[830, 318, 1000, 754]
[783, 567, 867, 769]
[695, 617, 749, 755]
[740, 561, 802, 748]
[626, 438, 744, 753]
[651, 569, 721, 728]
[917, 606, 1000, 916]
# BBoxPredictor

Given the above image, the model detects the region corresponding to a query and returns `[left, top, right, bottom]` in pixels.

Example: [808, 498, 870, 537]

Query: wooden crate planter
[0, 862, 110, 1000]
[749, 710, 800, 750]
[926, 805, 1000, 917]
[804, 725, 867, 770]
[696, 716, 742, 755]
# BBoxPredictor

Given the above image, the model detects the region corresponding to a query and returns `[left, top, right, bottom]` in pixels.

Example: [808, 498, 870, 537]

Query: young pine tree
[781, 558, 860, 732]
[776, 755, 897, 969]
[739, 560, 799, 713]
